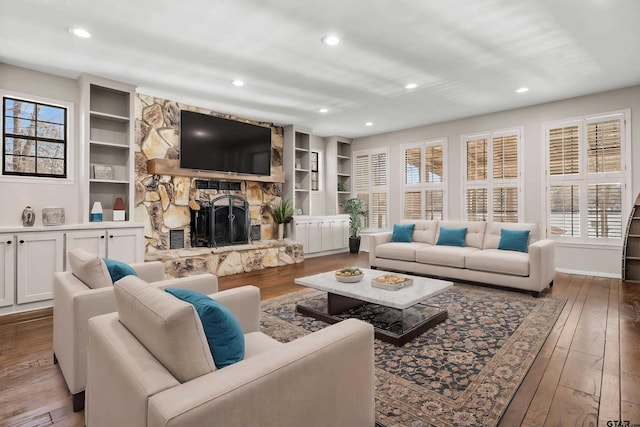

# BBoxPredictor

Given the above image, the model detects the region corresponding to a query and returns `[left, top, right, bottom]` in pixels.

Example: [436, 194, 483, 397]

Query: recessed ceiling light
[365, 122, 373, 127]
[232, 80, 244, 87]
[516, 87, 529, 93]
[68, 27, 91, 38]
[319, 108, 328, 113]
[405, 83, 418, 89]
[321, 35, 340, 46]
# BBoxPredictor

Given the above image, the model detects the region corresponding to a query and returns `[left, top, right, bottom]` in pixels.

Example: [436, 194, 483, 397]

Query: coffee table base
[296, 293, 447, 346]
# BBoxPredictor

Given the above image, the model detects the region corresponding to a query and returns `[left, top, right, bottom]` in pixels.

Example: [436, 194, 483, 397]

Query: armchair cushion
[114, 276, 216, 383]
[103, 258, 138, 282]
[166, 288, 245, 368]
[68, 247, 112, 289]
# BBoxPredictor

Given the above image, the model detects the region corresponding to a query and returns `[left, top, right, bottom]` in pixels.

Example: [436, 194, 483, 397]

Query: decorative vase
[349, 236, 361, 253]
[21, 206, 35, 227]
[90, 202, 103, 222]
[278, 223, 284, 240]
[113, 197, 125, 221]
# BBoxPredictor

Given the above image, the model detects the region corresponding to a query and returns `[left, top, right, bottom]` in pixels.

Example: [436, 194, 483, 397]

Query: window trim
[544, 109, 631, 245]
[401, 138, 448, 220]
[461, 127, 524, 222]
[353, 147, 389, 232]
[1, 89, 75, 184]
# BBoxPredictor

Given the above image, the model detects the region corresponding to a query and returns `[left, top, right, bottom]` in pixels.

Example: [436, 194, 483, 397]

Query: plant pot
[349, 236, 361, 253]
[278, 223, 284, 240]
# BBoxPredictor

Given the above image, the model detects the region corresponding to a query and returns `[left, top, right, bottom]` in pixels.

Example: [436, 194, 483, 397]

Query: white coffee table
[295, 268, 453, 345]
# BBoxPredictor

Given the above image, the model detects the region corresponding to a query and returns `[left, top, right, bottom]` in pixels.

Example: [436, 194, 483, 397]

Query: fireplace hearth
[191, 195, 250, 247]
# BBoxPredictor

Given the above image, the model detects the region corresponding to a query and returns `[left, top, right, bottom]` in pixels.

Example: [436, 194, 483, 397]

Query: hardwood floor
[0, 252, 638, 426]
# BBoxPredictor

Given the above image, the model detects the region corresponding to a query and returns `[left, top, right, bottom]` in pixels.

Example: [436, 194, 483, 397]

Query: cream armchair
[53, 249, 219, 412]
[85, 276, 375, 427]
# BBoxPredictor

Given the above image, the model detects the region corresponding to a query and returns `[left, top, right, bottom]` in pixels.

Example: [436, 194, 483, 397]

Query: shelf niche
[147, 159, 284, 183]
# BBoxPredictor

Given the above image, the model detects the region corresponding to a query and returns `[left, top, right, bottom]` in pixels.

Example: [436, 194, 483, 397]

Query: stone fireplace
[191, 195, 250, 247]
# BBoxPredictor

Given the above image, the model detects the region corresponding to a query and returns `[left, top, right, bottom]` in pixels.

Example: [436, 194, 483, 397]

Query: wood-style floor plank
[0, 252, 637, 427]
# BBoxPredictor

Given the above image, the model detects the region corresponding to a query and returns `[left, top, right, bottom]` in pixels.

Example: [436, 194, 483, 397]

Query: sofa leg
[371, 266, 378, 270]
[53, 352, 58, 365]
[72, 391, 85, 412]
[549, 280, 554, 288]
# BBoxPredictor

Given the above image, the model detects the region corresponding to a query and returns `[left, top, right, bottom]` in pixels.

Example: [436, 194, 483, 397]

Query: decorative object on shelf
[42, 207, 65, 226]
[294, 208, 303, 216]
[21, 206, 35, 227]
[90, 202, 103, 222]
[93, 164, 114, 180]
[113, 197, 126, 221]
[295, 161, 301, 169]
[270, 199, 294, 240]
[337, 182, 346, 192]
[341, 197, 366, 253]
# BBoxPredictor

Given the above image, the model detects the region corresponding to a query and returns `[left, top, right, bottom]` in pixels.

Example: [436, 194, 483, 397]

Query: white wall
[352, 85, 640, 277]
[0, 63, 81, 226]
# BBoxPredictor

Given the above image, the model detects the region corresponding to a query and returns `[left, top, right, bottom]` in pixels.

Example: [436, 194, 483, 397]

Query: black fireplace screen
[190, 195, 249, 247]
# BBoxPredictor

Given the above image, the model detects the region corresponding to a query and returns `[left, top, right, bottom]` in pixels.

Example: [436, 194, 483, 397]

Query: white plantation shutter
[371, 192, 388, 229]
[546, 111, 628, 242]
[466, 139, 487, 181]
[402, 140, 447, 220]
[493, 187, 518, 222]
[353, 149, 388, 230]
[466, 188, 487, 221]
[493, 134, 518, 179]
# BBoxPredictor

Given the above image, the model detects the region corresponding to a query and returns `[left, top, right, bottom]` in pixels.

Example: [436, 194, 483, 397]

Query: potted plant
[270, 199, 294, 240]
[342, 197, 366, 253]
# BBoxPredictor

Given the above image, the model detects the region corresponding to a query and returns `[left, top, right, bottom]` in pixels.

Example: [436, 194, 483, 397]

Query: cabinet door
[107, 228, 144, 263]
[0, 234, 15, 308]
[65, 229, 107, 269]
[307, 222, 322, 253]
[16, 232, 63, 304]
[321, 220, 333, 251]
[293, 221, 309, 249]
[332, 219, 349, 249]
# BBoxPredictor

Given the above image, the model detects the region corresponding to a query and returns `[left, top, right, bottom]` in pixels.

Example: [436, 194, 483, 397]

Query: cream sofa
[85, 276, 375, 427]
[53, 254, 218, 412]
[369, 220, 555, 296]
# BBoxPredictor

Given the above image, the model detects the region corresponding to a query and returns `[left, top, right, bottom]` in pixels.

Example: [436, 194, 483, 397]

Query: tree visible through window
[3, 96, 67, 178]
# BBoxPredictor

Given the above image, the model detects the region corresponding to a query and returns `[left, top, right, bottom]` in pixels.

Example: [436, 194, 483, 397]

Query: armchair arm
[147, 319, 375, 427]
[151, 273, 219, 295]
[131, 261, 165, 282]
[210, 285, 261, 334]
[528, 239, 556, 290]
[368, 231, 392, 267]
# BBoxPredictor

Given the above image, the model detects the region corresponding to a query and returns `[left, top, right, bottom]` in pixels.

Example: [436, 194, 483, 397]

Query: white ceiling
[1, 0, 639, 138]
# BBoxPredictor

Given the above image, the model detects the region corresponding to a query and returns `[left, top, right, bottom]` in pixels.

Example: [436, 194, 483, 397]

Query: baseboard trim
[556, 268, 621, 279]
[0, 307, 53, 327]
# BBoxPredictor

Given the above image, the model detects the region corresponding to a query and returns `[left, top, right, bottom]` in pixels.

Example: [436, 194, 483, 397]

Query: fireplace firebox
[190, 195, 250, 247]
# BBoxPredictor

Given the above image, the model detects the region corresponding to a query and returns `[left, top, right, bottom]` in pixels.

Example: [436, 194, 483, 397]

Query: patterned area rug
[260, 284, 566, 427]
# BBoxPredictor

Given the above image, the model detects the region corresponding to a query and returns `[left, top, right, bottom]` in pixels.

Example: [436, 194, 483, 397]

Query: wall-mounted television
[180, 110, 272, 176]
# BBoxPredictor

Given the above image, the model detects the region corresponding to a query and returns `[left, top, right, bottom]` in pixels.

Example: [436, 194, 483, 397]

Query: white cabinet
[292, 215, 350, 255]
[65, 226, 144, 269]
[0, 234, 15, 308]
[16, 232, 64, 304]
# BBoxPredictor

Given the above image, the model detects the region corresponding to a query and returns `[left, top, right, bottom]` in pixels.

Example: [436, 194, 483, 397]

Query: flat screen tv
[180, 110, 272, 176]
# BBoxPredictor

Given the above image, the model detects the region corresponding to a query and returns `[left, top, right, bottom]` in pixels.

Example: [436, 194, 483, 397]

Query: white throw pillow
[68, 247, 112, 289]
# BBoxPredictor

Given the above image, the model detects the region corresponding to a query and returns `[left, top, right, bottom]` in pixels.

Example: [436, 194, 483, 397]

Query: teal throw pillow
[102, 258, 138, 283]
[436, 227, 467, 247]
[498, 228, 530, 253]
[391, 223, 415, 243]
[165, 288, 244, 368]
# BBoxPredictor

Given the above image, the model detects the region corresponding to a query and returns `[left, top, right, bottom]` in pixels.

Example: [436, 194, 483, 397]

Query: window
[354, 148, 389, 230]
[402, 139, 447, 220]
[3, 96, 68, 178]
[463, 129, 522, 222]
[546, 110, 630, 243]
[310, 151, 322, 191]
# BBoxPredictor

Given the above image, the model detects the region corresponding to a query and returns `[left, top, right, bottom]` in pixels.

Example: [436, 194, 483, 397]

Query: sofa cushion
[375, 242, 431, 262]
[437, 221, 486, 248]
[103, 258, 138, 283]
[68, 247, 112, 289]
[165, 288, 245, 369]
[391, 223, 415, 242]
[498, 229, 530, 253]
[402, 220, 438, 244]
[483, 222, 539, 249]
[465, 249, 530, 276]
[416, 245, 480, 268]
[114, 276, 216, 383]
[436, 227, 467, 247]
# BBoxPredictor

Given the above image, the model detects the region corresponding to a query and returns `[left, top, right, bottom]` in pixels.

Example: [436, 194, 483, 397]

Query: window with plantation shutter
[402, 139, 447, 220]
[353, 148, 389, 230]
[463, 130, 521, 222]
[546, 110, 629, 243]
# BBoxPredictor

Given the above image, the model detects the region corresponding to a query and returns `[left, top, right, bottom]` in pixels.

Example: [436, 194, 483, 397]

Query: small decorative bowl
[335, 268, 364, 283]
